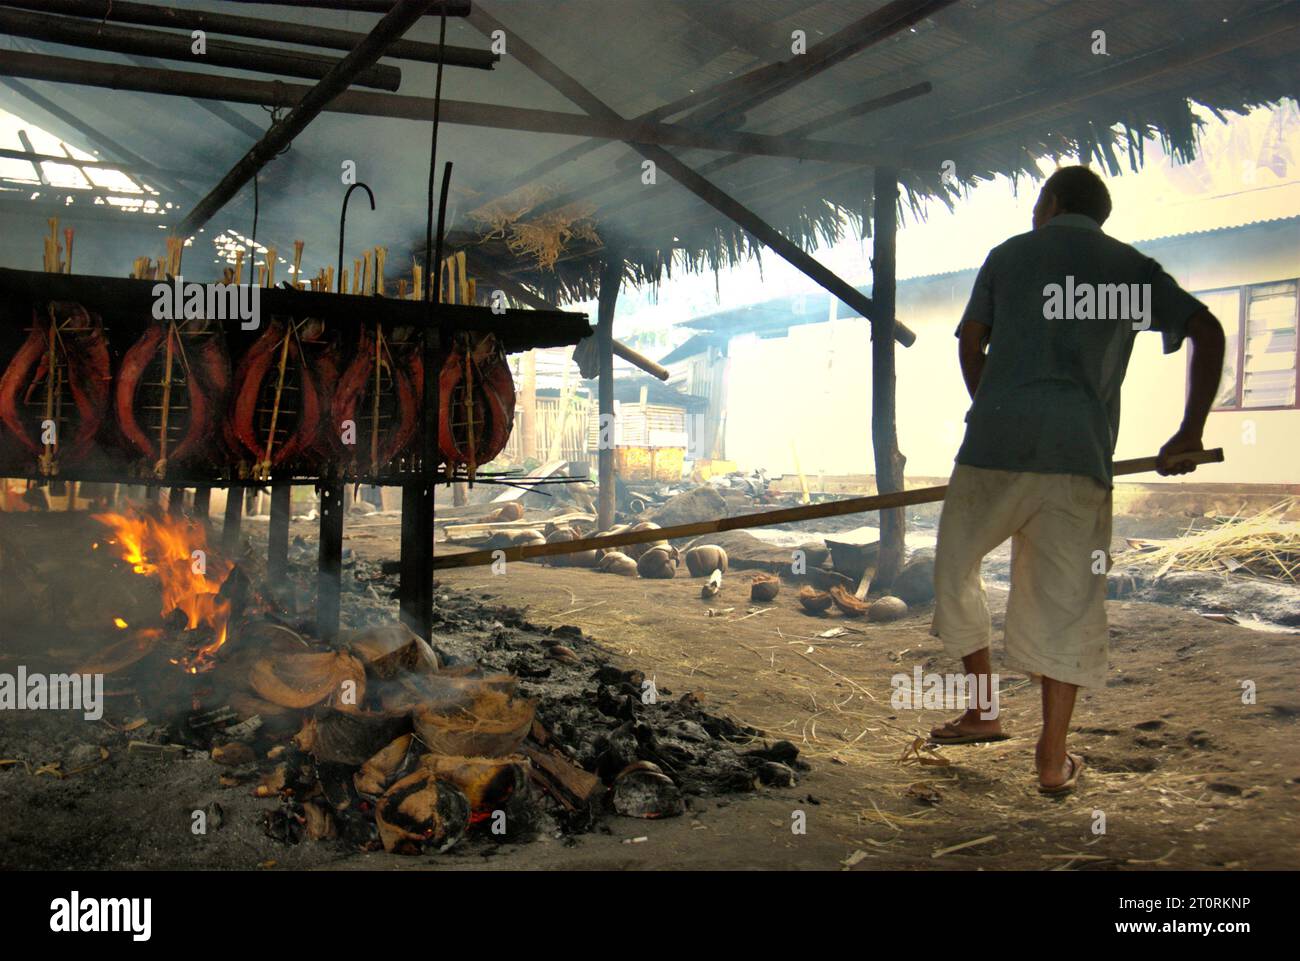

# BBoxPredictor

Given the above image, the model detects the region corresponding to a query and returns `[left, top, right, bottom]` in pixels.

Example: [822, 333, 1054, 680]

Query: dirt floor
[360, 516, 1300, 871]
[2, 509, 1297, 871]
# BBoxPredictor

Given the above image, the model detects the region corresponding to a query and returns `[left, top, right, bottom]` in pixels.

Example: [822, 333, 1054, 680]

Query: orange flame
[92, 509, 234, 672]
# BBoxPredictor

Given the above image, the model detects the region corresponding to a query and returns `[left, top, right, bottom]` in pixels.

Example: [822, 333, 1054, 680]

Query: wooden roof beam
[174, 0, 434, 238]
[465, 3, 916, 348]
[0, 0, 496, 70]
[0, 7, 403, 91]
[0, 50, 888, 166]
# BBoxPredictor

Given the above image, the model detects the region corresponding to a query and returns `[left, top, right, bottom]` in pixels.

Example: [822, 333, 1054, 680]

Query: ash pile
[60, 506, 807, 858]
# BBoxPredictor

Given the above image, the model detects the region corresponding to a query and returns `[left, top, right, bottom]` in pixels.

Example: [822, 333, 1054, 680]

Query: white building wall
[721, 219, 1300, 486]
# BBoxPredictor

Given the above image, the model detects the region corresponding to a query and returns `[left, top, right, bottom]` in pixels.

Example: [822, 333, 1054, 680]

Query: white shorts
[930, 464, 1113, 688]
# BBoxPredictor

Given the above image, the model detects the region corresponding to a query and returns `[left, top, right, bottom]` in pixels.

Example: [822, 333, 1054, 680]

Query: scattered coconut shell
[828, 584, 870, 617]
[300, 799, 338, 840]
[421, 754, 529, 815]
[544, 527, 576, 566]
[612, 761, 684, 819]
[375, 769, 470, 854]
[624, 522, 663, 560]
[684, 544, 728, 577]
[512, 529, 546, 548]
[211, 741, 255, 766]
[596, 524, 628, 557]
[294, 707, 410, 765]
[597, 551, 638, 576]
[249, 650, 366, 712]
[78, 628, 162, 675]
[355, 733, 420, 797]
[343, 622, 439, 679]
[750, 572, 780, 601]
[636, 544, 678, 579]
[487, 502, 524, 522]
[378, 671, 518, 715]
[412, 689, 536, 758]
[868, 595, 909, 622]
[798, 586, 833, 613]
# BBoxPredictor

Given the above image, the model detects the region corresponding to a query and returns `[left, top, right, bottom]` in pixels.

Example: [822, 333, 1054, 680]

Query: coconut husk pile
[1112, 500, 1300, 584]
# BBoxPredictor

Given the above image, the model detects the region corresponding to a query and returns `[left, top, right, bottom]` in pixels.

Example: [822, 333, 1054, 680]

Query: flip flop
[927, 721, 1010, 746]
[1038, 752, 1085, 795]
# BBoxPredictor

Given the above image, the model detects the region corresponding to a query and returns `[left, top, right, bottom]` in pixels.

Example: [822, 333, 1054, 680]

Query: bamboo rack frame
[431, 448, 1226, 570]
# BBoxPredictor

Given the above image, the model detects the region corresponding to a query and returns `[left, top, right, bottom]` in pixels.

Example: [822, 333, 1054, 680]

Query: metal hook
[338, 182, 376, 293]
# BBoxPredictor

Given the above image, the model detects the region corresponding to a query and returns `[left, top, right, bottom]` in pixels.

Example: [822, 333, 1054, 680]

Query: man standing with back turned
[928, 165, 1225, 794]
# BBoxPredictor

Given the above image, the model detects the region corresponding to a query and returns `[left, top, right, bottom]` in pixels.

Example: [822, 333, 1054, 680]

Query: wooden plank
[521, 744, 603, 812]
[490, 459, 568, 503]
[442, 511, 593, 541]
[267, 482, 290, 583]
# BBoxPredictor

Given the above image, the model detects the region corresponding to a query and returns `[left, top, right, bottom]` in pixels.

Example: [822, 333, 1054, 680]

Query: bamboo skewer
[432, 449, 1228, 570]
[155, 322, 176, 477]
[370, 324, 383, 474]
[259, 322, 295, 480]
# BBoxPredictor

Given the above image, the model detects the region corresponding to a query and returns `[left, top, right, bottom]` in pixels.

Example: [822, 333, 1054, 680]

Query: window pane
[1243, 282, 1297, 409]
[1197, 289, 1240, 408]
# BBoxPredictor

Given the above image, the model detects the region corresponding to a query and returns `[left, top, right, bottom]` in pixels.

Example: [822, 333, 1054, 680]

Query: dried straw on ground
[1111, 500, 1300, 584]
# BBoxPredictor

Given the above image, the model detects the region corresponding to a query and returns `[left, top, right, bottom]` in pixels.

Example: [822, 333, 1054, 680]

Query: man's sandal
[1038, 752, 1085, 795]
[927, 721, 1011, 746]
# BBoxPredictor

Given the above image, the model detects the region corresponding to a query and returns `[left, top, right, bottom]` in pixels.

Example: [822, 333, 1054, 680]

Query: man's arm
[1156, 308, 1226, 476]
[958, 320, 991, 400]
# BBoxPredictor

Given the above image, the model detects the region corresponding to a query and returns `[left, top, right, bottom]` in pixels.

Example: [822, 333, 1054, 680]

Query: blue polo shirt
[955, 213, 1206, 487]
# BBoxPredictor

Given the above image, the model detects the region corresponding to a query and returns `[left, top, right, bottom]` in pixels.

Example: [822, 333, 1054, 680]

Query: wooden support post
[221, 485, 242, 555]
[520, 349, 538, 461]
[871, 168, 907, 590]
[596, 254, 621, 531]
[267, 481, 291, 583]
[192, 486, 211, 525]
[398, 482, 422, 630]
[317, 482, 345, 643]
[167, 486, 185, 518]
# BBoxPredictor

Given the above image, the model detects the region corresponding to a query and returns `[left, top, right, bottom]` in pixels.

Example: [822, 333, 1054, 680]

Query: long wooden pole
[0, 50, 887, 169]
[0, 7, 401, 91]
[870, 167, 906, 589]
[432, 449, 1226, 571]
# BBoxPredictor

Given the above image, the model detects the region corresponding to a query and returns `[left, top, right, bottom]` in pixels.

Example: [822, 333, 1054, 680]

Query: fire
[92, 508, 234, 672]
